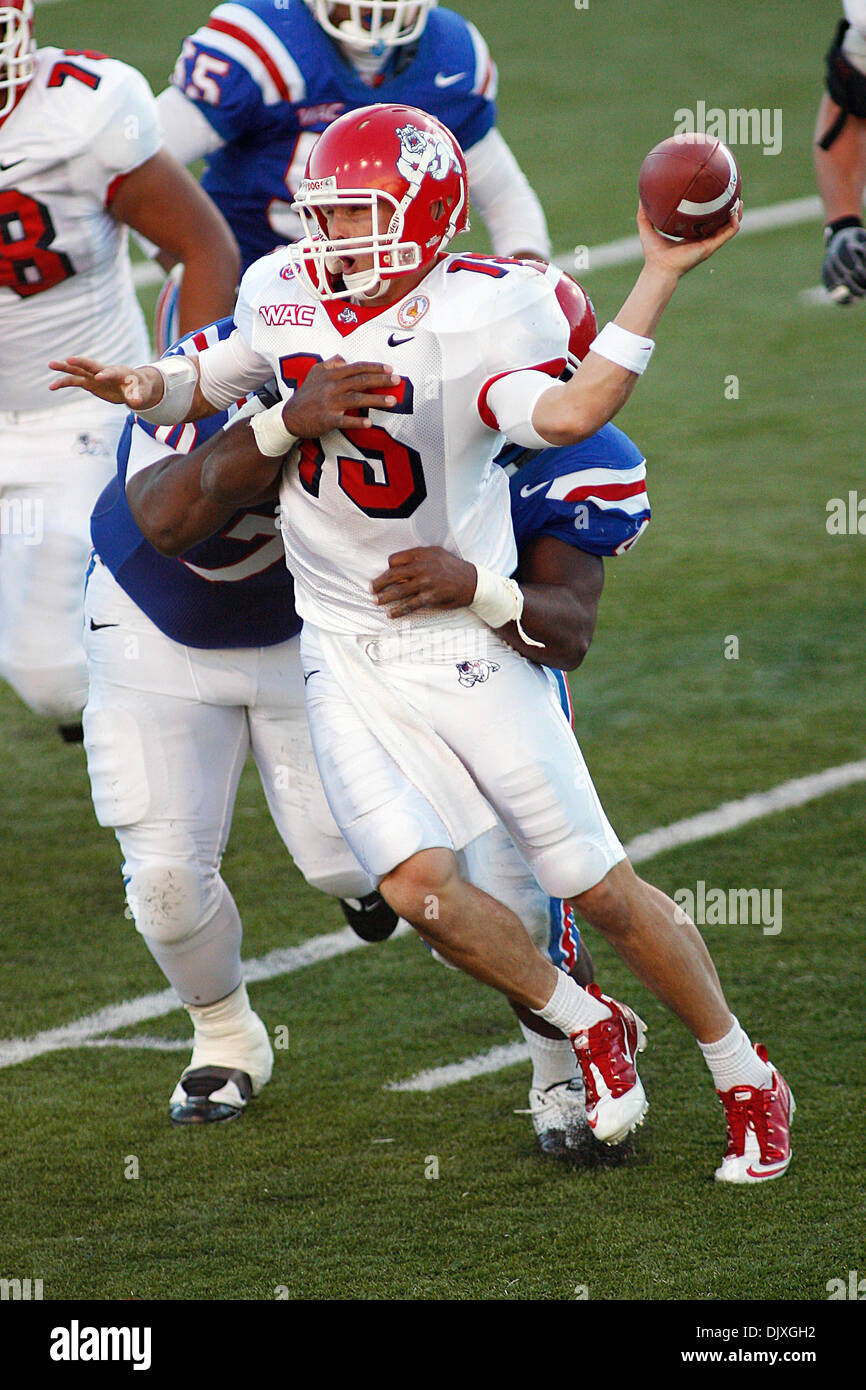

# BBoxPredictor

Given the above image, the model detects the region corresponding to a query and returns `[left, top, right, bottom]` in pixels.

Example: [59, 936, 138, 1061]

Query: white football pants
[83, 558, 373, 1003]
[301, 621, 626, 901]
[0, 398, 123, 722]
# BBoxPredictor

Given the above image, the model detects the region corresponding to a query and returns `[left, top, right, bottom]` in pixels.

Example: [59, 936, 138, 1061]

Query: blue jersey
[504, 424, 651, 559]
[170, 0, 498, 268]
[90, 318, 300, 650]
[502, 422, 650, 969]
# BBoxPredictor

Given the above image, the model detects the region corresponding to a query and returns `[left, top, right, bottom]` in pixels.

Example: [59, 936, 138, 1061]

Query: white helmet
[0, 0, 35, 119]
[304, 2, 437, 54]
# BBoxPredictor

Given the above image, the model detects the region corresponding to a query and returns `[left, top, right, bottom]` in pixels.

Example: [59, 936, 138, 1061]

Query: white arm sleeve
[465, 127, 551, 259]
[156, 85, 226, 165]
[198, 330, 273, 410]
[485, 370, 556, 448]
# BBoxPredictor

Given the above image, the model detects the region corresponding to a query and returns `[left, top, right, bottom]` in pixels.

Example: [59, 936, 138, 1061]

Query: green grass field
[1, 0, 864, 1314]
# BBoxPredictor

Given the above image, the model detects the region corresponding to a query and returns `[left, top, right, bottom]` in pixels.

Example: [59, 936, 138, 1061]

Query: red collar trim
[322, 295, 394, 337]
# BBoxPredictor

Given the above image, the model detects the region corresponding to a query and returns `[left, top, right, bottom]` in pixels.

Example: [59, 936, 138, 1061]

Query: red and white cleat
[570, 983, 648, 1145]
[714, 1045, 795, 1183]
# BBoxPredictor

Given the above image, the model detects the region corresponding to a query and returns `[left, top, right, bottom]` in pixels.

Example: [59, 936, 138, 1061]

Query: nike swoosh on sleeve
[434, 72, 467, 87]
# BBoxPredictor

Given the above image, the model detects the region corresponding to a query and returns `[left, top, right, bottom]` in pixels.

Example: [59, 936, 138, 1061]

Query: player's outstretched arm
[109, 150, 240, 337]
[371, 538, 603, 670]
[463, 128, 551, 262]
[200, 358, 400, 507]
[530, 203, 741, 446]
[47, 355, 215, 419]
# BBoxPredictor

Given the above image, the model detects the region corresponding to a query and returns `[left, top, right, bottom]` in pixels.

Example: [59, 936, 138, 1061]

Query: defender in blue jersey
[156, 1, 549, 274]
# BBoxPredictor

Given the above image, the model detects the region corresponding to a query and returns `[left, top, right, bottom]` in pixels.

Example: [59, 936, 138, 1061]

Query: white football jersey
[227, 251, 571, 634]
[0, 48, 162, 412]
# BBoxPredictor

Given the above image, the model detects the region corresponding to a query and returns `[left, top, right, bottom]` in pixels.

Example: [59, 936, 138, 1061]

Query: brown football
[638, 133, 741, 240]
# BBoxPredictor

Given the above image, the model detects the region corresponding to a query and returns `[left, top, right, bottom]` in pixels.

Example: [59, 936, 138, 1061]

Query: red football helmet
[515, 261, 597, 372]
[0, 0, 35, 119]
[289, 103, 469, 301]
[302, 2, 436, 52]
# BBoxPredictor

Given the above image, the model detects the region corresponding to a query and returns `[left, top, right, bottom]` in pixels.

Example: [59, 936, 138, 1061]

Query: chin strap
[342, 268, 384, 299]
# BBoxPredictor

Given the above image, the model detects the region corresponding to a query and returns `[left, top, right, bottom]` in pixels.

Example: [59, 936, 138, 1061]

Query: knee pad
[125, 863, 209, 945]
[131, 873, 244, 1005]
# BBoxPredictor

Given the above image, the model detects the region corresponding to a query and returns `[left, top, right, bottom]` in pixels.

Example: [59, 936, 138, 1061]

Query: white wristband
[589, 322, 655, 375]
[251, 399, 299, 458]
[137, 355, 198, 425]
[470, 566, 544, 648]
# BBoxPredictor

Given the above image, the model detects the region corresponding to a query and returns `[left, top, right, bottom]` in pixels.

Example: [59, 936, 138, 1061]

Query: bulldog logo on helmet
[396, 123, 460, 183]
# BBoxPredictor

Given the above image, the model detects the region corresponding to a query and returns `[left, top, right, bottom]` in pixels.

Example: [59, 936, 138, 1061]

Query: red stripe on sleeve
[563, 479, 648, 503]
[206, 18, 293, 102]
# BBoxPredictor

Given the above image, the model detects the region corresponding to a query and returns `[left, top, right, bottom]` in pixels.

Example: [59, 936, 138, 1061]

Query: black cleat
[169, 1066, 253, 1125]
[58, 722, 84, 743]
[340, 891, 399, 942]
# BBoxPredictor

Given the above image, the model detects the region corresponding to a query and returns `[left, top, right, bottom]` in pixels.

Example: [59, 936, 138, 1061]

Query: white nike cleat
[714, 1045, 795, 1184]
[571, 983, 648, 1145]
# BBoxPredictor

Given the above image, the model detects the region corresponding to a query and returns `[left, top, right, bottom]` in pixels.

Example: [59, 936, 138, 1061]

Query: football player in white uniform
[0, 0, 239, 735]
[816, 1, 866, 300]
[80, 290, 603, 1138]
[52, 106, 796, 1184]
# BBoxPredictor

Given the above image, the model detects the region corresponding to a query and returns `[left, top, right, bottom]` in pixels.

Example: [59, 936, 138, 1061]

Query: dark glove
[822, 217, 866, 302]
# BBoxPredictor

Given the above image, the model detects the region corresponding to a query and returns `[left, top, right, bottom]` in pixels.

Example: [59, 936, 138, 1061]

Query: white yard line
[552, 195, 823, 273]
[622, 758, 866, 863]
[385, 1042, 530, 1094]
[2, 761, 863, 1073]
[0, 925, 411, 1068]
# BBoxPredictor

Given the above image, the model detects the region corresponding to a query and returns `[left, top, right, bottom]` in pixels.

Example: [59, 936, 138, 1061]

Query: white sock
[186, 981, 259, 1041]
[698, 1018, 773, 1091]
[518, 1020, 578, 1090]
[185, 982, 272, 1091]
[532, 970, 611, 1036]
